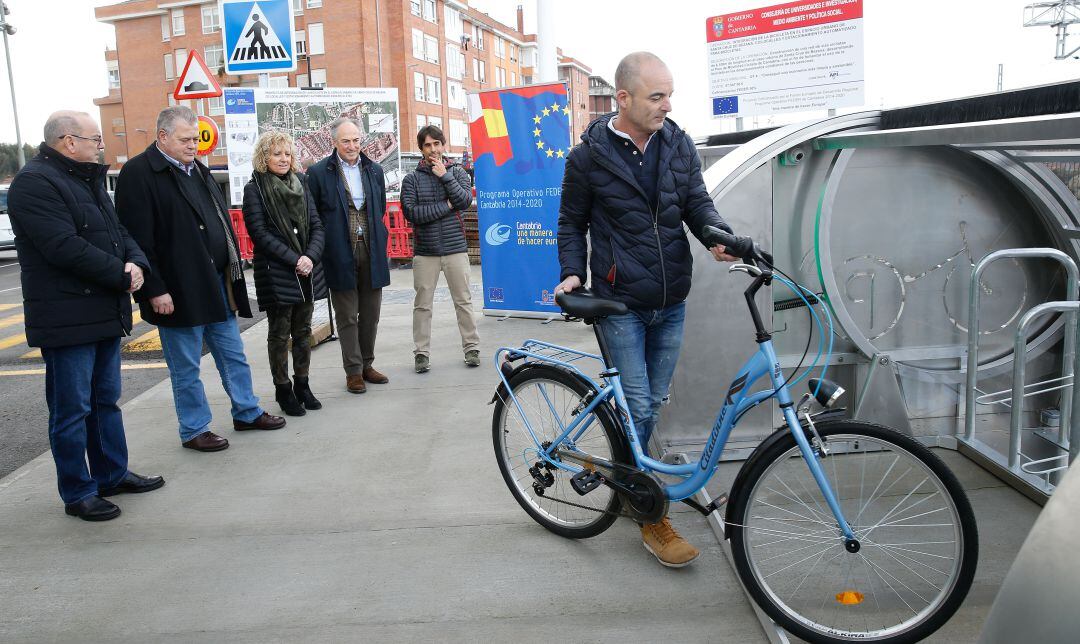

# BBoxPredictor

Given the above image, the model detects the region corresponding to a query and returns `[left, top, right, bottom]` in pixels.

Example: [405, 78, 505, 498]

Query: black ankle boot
[293, 376, 322, 410]
[275, 382, 306, 416]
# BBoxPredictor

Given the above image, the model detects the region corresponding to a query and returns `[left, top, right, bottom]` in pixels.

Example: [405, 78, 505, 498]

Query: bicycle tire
[727, 421, 978, 643]
[492, 364, 629, 539]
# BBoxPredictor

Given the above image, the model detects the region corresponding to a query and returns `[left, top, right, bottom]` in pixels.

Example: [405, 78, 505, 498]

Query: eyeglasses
[63, 134, 104, 144]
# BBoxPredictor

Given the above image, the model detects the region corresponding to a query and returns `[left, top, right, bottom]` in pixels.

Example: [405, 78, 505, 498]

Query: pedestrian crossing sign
[221, 0, 296, 75]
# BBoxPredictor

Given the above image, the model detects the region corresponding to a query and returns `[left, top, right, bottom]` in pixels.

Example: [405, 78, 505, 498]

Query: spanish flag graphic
[467, 83, 570, 171]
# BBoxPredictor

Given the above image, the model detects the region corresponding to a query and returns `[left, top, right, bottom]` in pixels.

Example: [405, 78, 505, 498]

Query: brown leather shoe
[346, 374, 367, 394]
[362, 366, 389, 384]
[182, 431, 230, 452]
[233, 412, 287, 431]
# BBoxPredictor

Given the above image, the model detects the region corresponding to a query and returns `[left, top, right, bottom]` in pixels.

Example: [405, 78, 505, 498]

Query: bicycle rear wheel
[727, 421, 978, 644]
[492, 365, 628, 539]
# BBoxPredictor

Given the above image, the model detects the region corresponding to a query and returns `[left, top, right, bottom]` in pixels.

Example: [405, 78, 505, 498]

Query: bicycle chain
[536, 487, 639, 519]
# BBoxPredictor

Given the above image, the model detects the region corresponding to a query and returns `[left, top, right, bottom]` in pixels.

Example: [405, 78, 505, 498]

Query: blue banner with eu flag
[467, 82, 570, 316]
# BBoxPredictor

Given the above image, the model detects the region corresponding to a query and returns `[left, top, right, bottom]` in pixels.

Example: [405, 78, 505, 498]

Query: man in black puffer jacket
[556, 52, 738, 569]
[8, 110, 163, 522]
[400, 125, 479, 374]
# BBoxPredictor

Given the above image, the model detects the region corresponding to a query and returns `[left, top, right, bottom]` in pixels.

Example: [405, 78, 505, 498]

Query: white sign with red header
[706, 0, 864, 119]
[173, 49, 223, 101]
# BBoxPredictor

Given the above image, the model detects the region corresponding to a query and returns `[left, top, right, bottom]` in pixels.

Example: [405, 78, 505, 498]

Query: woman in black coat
[242, 131, 328, 416]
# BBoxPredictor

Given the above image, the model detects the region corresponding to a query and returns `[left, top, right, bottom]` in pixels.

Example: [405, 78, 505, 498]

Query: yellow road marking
[122, 328, 160, 353]
[0, 332, 27, 350]
[0, 362, 169, 377]
[0, 313, 23, 329]
[20, 348, 40, 359]
[0, 304, 19, 312]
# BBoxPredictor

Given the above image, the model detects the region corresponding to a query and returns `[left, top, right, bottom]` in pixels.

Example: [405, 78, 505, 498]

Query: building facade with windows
[94, 0, 595, 170]
[558, 55, 592, 140]
[589, 75, 615, 123]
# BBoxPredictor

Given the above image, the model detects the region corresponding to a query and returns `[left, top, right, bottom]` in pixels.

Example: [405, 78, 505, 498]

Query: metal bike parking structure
[662, 84, 1080, 642]
[666, 91, 1079, 478]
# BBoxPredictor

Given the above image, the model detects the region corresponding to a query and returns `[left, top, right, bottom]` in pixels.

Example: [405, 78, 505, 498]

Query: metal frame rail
[960, 248, 1080, 502]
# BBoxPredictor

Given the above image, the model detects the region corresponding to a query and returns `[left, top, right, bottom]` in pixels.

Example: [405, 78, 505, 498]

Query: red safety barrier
[383, 200, 413, 259]
[229, 203, 413, 262]
[228, 209, 255, 261]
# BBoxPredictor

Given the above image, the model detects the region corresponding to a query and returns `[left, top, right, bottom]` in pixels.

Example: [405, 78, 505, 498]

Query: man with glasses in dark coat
[7, 110, 163, 521]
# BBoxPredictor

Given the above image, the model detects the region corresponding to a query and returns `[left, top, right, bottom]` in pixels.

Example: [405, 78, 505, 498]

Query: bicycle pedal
[570, 469, 605, 496]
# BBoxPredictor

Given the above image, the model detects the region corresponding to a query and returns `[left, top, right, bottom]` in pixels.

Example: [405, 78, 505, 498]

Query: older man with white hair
[116, 106, 285, 453]
[7, 110, 162, 521]
[306, 117, 391, 394]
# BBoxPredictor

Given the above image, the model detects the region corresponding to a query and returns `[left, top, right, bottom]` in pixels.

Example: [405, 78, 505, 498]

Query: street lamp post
[0, 2, 24, 169]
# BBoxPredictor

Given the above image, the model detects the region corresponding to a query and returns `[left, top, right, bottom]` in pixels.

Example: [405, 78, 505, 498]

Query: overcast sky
[0, 0, 1077, 145]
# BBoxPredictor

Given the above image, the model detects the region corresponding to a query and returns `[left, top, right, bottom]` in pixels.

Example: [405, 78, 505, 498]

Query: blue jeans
[41, 338, 129, 504]
[598, 301, 687, 457]
[158, 282, 263, 442]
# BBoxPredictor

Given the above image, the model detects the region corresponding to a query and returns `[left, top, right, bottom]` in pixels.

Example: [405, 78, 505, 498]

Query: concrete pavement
[0, 265, 1042, 642]
[0, 266, 764, 642]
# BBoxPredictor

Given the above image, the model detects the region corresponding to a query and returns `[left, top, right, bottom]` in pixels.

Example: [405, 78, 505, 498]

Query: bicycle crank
[554, 448, 669, 524]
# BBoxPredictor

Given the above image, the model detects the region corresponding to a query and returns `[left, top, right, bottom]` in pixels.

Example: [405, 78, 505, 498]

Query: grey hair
[43, 110, 90, 142]
[614, 51, 666, 92]
[156, 106, 198, 135]
[329, 117, 362, 141]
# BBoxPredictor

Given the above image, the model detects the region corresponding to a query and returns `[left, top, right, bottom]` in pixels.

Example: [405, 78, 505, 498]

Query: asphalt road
[0, 249, 266, 479]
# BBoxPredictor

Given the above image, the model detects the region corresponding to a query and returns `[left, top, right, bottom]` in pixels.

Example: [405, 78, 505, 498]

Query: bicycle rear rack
[509, 339, 603, 367]
[960, 248, 1080, 502]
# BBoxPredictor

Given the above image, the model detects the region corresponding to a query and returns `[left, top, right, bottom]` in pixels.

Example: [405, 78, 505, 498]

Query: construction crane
[1024, 1, 1080, 59]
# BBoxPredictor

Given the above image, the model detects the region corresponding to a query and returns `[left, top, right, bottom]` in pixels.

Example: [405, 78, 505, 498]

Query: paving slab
[0, 267, 764, 643]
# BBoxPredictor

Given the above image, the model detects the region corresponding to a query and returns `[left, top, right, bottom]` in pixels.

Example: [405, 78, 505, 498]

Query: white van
[0, 186, 14, 251]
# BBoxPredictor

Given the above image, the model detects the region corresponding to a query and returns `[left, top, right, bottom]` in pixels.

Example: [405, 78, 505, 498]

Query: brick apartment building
[589, 74, 615, 123]
[93, 0, 593, 172]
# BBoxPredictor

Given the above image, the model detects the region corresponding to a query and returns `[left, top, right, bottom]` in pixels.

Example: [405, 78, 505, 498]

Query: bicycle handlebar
[702, 225, 773, 267]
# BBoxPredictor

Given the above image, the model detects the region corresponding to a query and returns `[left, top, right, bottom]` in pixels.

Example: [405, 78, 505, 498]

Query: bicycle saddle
[556, 289, 628, 319]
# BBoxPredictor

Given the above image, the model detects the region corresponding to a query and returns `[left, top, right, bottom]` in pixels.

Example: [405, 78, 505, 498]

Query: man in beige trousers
[400, 125, 479, 373]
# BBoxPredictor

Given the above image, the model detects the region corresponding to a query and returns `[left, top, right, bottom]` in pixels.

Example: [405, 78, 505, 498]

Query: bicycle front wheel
[492, 365, 629, 539]
[727, 421, 978, 644]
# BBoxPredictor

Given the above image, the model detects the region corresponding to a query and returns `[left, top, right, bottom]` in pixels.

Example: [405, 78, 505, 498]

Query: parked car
[0, 186, 14, 251]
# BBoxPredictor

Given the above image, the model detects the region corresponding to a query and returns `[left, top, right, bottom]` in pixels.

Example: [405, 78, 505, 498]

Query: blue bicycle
[491, 227, 978, 643]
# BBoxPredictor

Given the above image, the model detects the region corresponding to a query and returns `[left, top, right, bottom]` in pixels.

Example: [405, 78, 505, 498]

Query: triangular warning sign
[174, 49, 223, 100]
[229, 2, 290, 64]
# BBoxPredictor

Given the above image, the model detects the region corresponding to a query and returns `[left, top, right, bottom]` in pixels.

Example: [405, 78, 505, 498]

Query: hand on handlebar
[709, 245, 740, 262]
[702, 225, 772, 267]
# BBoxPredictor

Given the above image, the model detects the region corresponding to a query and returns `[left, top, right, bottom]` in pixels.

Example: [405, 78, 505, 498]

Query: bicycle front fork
[781, 405, 860, 547]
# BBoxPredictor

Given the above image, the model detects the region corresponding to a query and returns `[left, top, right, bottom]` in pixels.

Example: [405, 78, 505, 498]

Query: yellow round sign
[196, 116, 219, 156]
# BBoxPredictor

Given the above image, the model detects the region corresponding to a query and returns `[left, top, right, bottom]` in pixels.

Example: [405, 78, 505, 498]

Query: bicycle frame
[494, 269, 857, 541]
